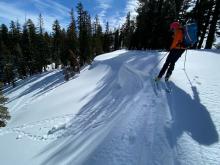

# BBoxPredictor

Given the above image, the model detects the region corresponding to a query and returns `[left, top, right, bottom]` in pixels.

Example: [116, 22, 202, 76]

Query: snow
[0, 49, 220, 165]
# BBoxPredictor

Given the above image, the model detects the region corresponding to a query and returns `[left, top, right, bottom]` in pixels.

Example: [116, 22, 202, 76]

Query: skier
[155, 21, 186, 81]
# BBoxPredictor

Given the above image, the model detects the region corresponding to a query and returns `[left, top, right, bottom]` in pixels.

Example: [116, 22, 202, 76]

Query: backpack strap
[185, 25, 192, 43]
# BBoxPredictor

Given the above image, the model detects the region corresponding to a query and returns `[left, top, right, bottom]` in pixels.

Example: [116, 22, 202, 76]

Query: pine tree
[52, 20, 62, 68]
[0, 24, 13, 70]
[38, 13, 44, 35]
[9, 20, 22, 75]
[67, 9, 78, 53]
[103, 22, 112, 52]
[0, 81, 10, 127]
[92, 15, 103, 56]
[36, 14, 48, 72]
[0, 42, 11, 84]
[0, 24, 10, 47]
[44, 32, 52, 65]
[15, 43, 26, 79]
[65, 9, 78, 66]
[77, 2, 93, 65]
[26, 19, 38, 74]
[85, 12, 93, 62]
[60, 28, 68, 66]
[20, 23, 30, 77]
[114, 29, 120, 50]
[0, 37, 15, 86]
[3, 63, 15, 86]
[121, 12, 136, 49]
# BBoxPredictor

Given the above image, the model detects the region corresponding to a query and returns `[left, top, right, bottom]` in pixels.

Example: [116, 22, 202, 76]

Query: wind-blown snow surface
[0, 49, 220, 165]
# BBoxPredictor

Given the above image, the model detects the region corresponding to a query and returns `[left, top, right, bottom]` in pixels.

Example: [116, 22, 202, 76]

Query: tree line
[0, 2, 117, 86]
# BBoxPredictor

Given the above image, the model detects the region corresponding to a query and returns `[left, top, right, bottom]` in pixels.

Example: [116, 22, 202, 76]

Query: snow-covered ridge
[0, 49, 220, 165]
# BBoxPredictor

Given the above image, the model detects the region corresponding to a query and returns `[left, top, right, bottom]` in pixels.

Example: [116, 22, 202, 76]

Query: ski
[151, 76, 172, 95]
[151, 77, 161, 96]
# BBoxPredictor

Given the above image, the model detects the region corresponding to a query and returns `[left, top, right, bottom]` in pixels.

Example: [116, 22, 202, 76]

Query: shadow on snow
[165, 82, 219, 147]
[6, 70, 67, 103]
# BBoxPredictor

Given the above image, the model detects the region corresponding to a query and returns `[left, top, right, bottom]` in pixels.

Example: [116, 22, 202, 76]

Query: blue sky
[0, 0, 138, 32]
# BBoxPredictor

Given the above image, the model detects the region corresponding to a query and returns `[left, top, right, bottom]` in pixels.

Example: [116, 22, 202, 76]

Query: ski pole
[184, 69, 193, 88]
[151, 51, 169, 72]
[184, 49, 187, 70]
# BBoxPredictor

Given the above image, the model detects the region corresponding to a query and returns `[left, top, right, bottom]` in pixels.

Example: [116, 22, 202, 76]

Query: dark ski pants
[158, 49, 185, 79]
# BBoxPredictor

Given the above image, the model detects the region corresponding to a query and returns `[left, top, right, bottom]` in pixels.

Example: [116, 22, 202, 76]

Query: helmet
[170, 21, 180, 30]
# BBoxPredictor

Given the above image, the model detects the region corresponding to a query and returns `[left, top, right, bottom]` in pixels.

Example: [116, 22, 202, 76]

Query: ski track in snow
[1, 50, 220, 165]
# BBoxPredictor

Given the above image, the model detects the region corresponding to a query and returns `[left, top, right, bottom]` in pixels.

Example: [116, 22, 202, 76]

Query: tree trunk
[205, 0, 220, 49]
[197, 1, 214, 48]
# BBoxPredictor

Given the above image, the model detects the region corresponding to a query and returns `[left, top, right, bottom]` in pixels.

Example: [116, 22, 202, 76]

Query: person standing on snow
[155, 21, 186, 81]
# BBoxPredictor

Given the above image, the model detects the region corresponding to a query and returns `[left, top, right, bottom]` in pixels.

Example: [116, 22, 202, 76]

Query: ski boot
[155, 76, 161, 82]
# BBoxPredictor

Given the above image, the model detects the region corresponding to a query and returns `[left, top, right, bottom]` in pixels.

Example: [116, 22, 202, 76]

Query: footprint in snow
[16, 135, 22, 140]
[196, 81, 202, 85]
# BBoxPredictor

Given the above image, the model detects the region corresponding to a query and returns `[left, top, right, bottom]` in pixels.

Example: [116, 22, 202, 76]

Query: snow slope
[0, 49, 220, 165]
